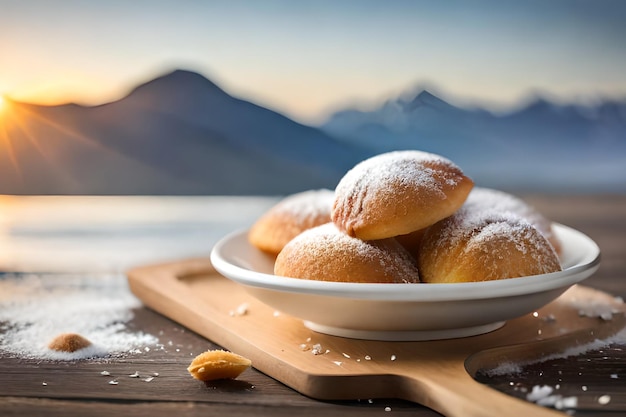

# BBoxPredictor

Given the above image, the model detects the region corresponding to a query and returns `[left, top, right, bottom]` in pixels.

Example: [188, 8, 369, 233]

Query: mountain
[321, 91, 626, 192]
[3, 70, 624, 195]
[0, 70, 374, 195]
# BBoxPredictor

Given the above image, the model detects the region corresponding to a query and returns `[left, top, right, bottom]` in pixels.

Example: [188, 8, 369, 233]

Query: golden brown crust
[187, 350, 252, 381]
[418, 207, 562, 283]
[248, 189, 334, 256]
[331, 151, 474, 240]
[274, 223, 420, 283]
[465, 187, 561, 255]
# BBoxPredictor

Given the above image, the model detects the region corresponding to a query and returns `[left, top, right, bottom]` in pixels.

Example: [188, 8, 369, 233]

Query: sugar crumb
[311, 344, 324, 355]
[526, 385, 578, 410]
[229, 303, 249, 317]
[527, 385, 553, 402]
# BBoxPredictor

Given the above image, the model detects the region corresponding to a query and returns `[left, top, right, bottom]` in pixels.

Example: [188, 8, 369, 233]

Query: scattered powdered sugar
[484, 324, 626, 377]
[0, 273, 158, 360]
[310, 343, 330, 355]
[229, 302, 249, 317]
[299, 339, 331, 355]
[483, 361, 523, 377]
[570, 297, 623, 321]
[526, 384, 554, 402]
[526, 385, 578, 410]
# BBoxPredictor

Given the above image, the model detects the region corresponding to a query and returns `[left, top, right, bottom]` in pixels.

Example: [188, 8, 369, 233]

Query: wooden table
[1, 194, 625, 417]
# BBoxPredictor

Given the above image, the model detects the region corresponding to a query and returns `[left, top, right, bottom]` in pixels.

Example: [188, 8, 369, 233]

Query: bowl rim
[210, 222, 600, 302]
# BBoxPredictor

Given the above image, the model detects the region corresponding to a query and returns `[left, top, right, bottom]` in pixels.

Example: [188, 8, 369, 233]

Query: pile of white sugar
[0, 273, 158, 360]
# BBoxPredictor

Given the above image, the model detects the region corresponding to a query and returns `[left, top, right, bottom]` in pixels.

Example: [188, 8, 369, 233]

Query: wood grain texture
[126, 256, 625, 417]
[2, 195, 625, 417]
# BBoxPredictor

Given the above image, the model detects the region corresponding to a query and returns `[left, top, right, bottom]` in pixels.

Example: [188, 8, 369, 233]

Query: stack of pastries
[248, 150, 562, 284]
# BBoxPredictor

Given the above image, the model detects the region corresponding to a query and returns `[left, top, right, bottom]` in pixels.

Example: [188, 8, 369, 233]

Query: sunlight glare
[0, 95, 9, 114]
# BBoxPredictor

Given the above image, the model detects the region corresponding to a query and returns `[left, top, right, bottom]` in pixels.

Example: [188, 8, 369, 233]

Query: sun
[0, 94, 14, 117]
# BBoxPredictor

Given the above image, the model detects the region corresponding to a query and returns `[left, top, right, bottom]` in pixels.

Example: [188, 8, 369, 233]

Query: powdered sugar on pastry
[465, 187, 560, 254]
[274, 223, 420, 284]
[248, 189, 334, 255]
[418, 207, 561, 283]
[332, 150, 474, 240]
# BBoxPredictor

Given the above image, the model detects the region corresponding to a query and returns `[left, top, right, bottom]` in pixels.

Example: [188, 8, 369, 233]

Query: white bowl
[210, 223, 600, 341]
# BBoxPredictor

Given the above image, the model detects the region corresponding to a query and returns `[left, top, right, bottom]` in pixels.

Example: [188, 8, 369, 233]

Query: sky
[1, 0, 625, 124]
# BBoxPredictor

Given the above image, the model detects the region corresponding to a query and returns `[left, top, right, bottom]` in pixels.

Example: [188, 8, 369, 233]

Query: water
[0, 195, 278, 273]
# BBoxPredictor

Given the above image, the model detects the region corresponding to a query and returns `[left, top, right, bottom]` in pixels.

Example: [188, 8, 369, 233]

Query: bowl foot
[303, 321, 506, 341]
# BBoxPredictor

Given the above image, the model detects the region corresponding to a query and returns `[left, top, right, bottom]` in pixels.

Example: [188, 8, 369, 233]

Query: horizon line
[4, 67, 626, 124]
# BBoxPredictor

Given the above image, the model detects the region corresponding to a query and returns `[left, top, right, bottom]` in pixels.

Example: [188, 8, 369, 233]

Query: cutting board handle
[395, 363, 564, 417]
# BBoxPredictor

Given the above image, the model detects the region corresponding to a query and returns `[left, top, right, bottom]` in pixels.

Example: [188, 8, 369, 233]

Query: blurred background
[0, 0, 625, 272]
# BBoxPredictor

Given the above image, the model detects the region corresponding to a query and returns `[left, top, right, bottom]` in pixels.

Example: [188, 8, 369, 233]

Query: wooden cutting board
[127, 258, 625, 417]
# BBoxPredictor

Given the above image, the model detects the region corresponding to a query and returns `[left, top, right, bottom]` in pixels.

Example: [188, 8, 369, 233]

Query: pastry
[274, 223, 420, 284]
[188, 349, 251, 381]
[464, 187, 561, 254]
[418, 207, 562, 283]
[332, 150, 474, 240]
[248, 189, 334, 256]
